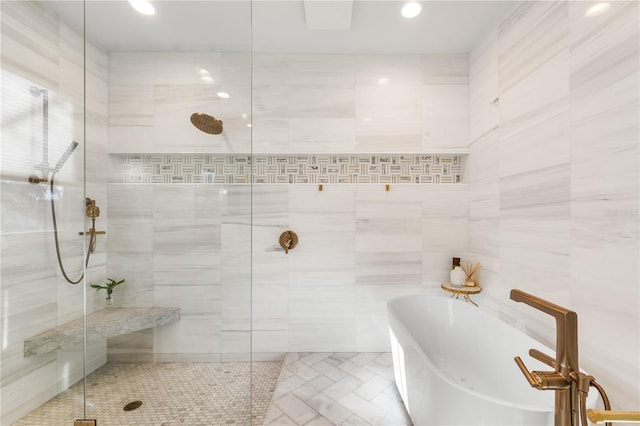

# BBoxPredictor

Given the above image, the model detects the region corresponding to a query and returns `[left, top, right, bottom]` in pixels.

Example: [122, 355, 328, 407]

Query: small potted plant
[90, 278, 125, 307]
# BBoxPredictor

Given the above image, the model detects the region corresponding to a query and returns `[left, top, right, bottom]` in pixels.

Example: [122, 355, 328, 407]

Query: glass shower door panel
[0, 1, 90, 424]
[82, 1, 253, 424]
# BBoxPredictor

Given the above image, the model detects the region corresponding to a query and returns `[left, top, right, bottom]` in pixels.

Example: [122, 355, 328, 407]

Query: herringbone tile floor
[264, 353, 412, 426]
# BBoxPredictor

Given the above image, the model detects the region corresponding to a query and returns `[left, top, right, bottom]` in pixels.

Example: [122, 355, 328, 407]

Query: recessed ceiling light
[377, 77, 389, 85]
[585, 2, 610, 17]
[128, 0, 155, 16]
[198, 68, 210, 76]
[217, 92, 230, 99]
[247, 123, 252, 128]
[401, 2, 421, 18]
[201, 76, 214, 84]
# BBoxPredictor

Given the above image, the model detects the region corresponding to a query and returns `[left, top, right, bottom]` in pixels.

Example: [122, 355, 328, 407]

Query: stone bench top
[24, 306, 180, 357]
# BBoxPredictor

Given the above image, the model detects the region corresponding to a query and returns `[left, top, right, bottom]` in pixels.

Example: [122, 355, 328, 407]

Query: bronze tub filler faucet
[510, 289, 639, 426]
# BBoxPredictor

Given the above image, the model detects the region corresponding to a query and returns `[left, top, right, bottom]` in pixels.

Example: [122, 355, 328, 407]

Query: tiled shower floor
[15, 361, 282, 426]
[15, 354, 410, 426]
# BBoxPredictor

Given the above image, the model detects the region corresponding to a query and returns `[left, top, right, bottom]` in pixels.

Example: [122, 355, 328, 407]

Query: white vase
[450, 266, 466, 286]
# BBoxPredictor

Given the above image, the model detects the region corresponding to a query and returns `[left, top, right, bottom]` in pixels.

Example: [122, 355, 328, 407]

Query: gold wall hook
[279, 230, 298, 254]
[385, 184, 390, 191]
[318, 184, 323, 191]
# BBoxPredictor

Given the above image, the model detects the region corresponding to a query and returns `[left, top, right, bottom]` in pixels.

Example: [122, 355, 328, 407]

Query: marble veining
[468, 0, 639, 412]
[24, 307, 180, 356]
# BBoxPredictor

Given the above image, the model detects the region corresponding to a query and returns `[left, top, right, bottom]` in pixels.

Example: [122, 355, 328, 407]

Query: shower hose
[50, 174, 96, 285]
[580, 377, 612, 426]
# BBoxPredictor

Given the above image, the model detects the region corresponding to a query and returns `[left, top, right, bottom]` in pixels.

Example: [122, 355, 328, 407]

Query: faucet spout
[510, 289, 579, 426]
[510, 289, 578, 378]
[510, 289, 573, 321]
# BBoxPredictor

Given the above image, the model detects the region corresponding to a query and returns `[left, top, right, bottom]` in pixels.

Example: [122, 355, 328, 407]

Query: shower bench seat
[23, 306, 180, 357]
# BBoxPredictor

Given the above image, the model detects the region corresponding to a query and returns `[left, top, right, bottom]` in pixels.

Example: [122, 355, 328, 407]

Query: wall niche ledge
[111, 152, 468, 185]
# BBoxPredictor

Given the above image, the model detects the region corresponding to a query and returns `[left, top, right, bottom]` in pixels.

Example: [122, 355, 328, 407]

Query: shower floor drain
[123, 401, 143, 411]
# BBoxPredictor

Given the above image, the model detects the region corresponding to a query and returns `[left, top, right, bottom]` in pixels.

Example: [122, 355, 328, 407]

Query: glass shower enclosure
[0, 1, 253, 424]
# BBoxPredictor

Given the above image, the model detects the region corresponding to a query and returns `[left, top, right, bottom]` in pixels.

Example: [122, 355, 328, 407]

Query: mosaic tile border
[118, 154, 463, 184]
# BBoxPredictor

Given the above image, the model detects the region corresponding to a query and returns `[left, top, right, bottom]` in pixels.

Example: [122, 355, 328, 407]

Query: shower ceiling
[41, 0, 519, 54]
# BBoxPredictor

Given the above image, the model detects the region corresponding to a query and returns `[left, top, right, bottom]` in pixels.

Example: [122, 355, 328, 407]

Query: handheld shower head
[28, 141, 78, 184]
[53, 141, 79, 173]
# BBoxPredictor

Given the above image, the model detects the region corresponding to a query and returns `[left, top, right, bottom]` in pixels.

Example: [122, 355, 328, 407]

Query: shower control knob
[85, 198, 100, 219]
[87, 205, 100, 219]
[279, 230, 298, 254]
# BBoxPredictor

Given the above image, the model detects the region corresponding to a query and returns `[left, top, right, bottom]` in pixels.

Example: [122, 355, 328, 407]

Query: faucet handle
[529, 348, 556, 369]
[514, 356, 542, 389]
[515, 356, 571, 390]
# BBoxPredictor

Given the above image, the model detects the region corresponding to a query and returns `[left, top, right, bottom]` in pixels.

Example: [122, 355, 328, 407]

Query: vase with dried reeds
[461, 262, 481, 287]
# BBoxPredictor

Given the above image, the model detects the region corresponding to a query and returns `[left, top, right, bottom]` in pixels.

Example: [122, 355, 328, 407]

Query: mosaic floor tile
[16, 353, 408, 425]
[14, 361, 282, 426]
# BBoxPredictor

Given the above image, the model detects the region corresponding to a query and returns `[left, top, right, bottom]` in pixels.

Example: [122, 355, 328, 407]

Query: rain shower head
[190, 113, 223, 135]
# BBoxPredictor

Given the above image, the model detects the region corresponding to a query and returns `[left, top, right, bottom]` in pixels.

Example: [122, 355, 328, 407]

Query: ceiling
[41, 1, 520, 54]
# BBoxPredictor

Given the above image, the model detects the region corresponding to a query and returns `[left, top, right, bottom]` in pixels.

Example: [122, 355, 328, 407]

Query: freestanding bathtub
[387, 294, 594, 425]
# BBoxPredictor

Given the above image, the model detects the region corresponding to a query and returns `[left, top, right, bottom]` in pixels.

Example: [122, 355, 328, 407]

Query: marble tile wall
[568, 0, 639, 409]
[467, 0, 639, 411]
[256, 183, 469, 355]
[108, 51, 470, 360]
[109, 183, 468, 360]
[0, 1, 109, 424]
[109, 52, 468, 154]
[108, 51, 252, 154]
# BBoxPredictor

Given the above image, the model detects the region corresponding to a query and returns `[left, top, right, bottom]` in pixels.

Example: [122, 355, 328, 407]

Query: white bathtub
[387, 294, 593, 426]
